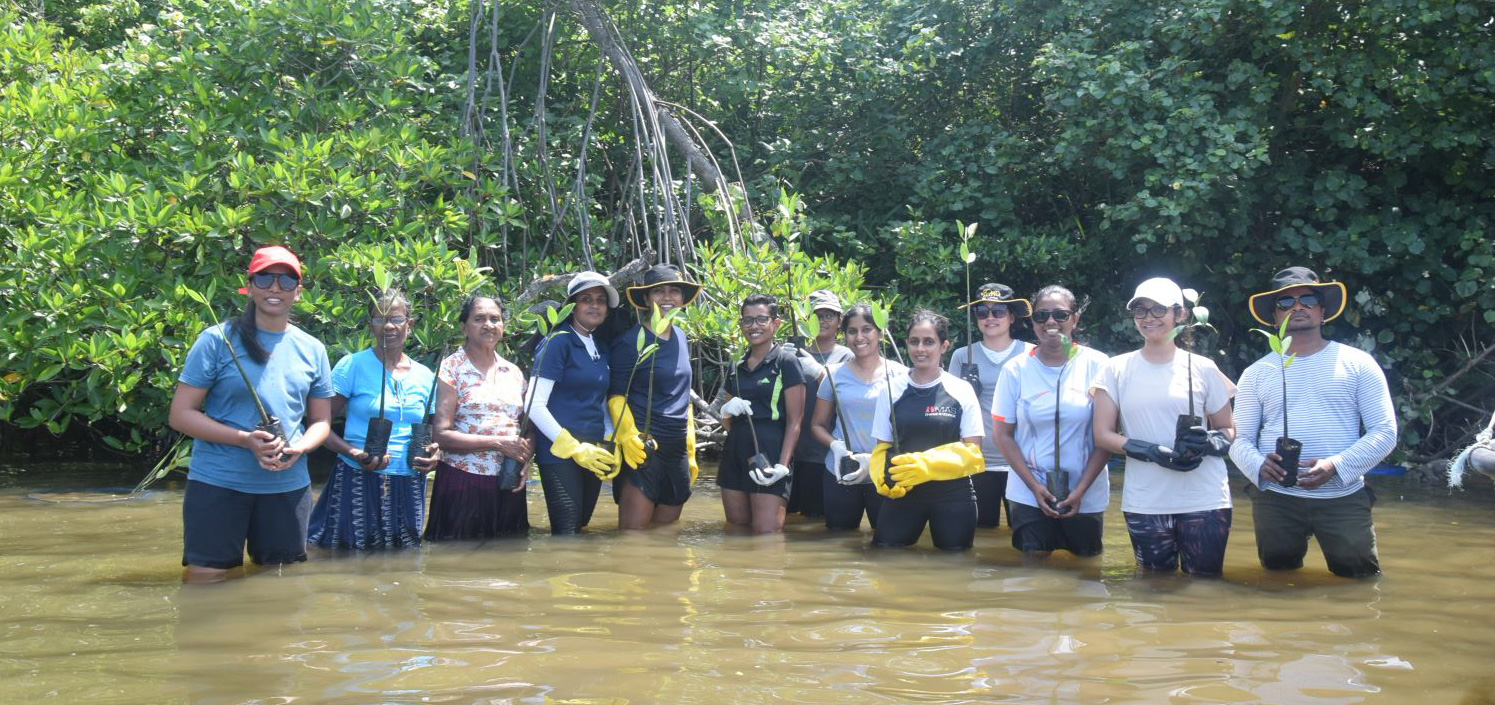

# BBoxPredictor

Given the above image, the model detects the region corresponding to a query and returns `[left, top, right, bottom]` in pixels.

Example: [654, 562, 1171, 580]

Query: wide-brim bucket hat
[957, 282, 1032, 318]
[625, 264, 701, 309]
[1248, 266, 1347, 326]
[566, 271, 620, 309]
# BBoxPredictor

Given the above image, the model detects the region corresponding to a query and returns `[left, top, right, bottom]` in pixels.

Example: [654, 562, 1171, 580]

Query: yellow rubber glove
[551, 429, 617, 481]
[869, 442, 907, 499]
[606, 395, 648, 469]
[889, 442, 984, 488]
[686, 413, 699, 485]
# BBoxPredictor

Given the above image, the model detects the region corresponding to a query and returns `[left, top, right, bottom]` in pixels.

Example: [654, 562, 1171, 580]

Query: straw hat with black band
[1247, 266, 1347, 326]
[957, 282, 1033, 319]
[625, 264, 701, 309]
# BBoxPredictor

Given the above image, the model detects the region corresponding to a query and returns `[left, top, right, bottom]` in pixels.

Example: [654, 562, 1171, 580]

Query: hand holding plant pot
[1254, 317, 1301, 487]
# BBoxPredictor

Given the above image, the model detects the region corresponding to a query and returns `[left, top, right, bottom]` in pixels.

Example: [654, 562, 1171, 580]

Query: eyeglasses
[1032, 309, 1073, 323]
[972, 304, 1009, 320]
[251, 272, 300, 291]
[370, 316, 409, 327]
[1129, 303, 1175, 319]
[738, 315, 774, 327]
[1274, 294, 1321, 311]
[815, 311, 840, 320]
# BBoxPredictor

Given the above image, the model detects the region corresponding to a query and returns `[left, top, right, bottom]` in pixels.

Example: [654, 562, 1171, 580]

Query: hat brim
[1248, 281, 1347, 326]
[958, 298, 1033, 318]
[626, 281, 701, 309]
[570, 281, 620, 309]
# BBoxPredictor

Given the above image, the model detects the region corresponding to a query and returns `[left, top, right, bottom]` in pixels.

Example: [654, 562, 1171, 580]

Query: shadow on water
[4, 457, 1495, 704]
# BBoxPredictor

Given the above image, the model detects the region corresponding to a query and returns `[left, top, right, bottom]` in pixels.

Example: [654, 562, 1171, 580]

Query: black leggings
[538, 461, 601, 535]
[873, 478, 977, 550]
[822, 472, 885, 531]
[972, 471, 1010, 528]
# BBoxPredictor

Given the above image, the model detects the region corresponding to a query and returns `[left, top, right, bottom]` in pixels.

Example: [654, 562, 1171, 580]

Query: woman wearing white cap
[1091, 277, 1236, 576]
[525, 272, 621, 535]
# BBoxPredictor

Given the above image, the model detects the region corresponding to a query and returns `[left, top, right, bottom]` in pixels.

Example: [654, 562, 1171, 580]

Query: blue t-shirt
[178, 322, 334, 493]
[533, 327, 611, 464]
[609, 324, 691, 441]
[331, 349, 435, 475]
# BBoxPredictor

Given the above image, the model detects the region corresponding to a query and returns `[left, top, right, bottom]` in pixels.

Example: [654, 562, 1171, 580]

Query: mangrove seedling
[869, 303, 901, 489]
[183, 286, 291, 464]
[501, 302, 575, 490]
[1045, 333, 1081, 511]
[956, 221, 982, 394]
[406, 347, 445, 472]
[609, 303, 681, 458]
[1254, 316, 1301, 487]
[1168, 289, 1216, 456]
[731, 347, 774, 475]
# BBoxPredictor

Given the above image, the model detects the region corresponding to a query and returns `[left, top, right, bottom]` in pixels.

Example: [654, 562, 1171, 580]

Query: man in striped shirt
[1230, 267, 1397, 578]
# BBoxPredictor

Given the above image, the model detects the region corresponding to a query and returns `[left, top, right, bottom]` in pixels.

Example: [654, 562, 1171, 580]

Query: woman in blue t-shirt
[308, 288, 440, 550]
[868, 311, 985, 550]
[168, 246, 333, 582]
[809, 304, 906, 531]
[525, 272, 620, 535]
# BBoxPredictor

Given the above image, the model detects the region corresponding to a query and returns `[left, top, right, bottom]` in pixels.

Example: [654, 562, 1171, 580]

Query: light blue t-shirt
[332, 349, 436, 475]
[179, 322, 334, 493]
[815, 359, 907, 478]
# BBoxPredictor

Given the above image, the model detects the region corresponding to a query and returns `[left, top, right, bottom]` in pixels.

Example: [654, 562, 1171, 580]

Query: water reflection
[2, 471, 1494, 703]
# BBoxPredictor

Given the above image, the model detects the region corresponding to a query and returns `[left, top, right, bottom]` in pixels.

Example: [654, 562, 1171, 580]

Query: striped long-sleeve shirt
[1229, 341, 1397, 499]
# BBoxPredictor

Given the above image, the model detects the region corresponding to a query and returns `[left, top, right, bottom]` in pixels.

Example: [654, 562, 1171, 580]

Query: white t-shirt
[991, 346, 1110, 513]
[1093, 350, 1235, 514]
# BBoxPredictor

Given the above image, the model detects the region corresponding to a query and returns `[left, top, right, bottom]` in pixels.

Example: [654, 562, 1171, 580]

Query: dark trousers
[1251, 486, 1380, 578]
[539, 461, 602, 535]
[822, 473, 885, 530]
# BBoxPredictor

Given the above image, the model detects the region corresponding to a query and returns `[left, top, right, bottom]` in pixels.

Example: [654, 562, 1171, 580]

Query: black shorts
[615, 436, 692, 507]
[1008, 501, 1104, 556]
[716, 422, 790, 499]
[182, 479, 311, 569]
[872, 478, 977, 550]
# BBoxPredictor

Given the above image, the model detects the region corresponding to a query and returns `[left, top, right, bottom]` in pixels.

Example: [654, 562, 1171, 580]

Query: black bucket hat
[625, 264, 701, 309]
[957, 282, 1033, 318]
[1248, 266, 1347, 326]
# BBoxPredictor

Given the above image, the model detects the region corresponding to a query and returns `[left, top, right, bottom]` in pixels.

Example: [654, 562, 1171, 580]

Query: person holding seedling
[786, 290, 851, 520]
[992, 285, 1111, 558]
[425, 295, 532, 540]
[718, 295, 808, 533]
[1230, 267, 1396, 578]
[1091, 278, 1236, 576]
[946, 283, 1033, 530]
[169, 245, 333, 582]
[868, 311, 985, 549]
[811, 304, 907, 531]
[525, 272, 620, 535]
[609, 264, 700, 530]
[308, 288, 441, 550]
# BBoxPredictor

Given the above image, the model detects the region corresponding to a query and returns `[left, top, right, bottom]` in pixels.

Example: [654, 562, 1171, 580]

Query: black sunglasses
[1032, 309, 1073, 323]
[251, 272, 300, 291]
[1274, 294, 1321, 311]
[972, 304, 1010, 320]
[1129, 303, 1175, 319]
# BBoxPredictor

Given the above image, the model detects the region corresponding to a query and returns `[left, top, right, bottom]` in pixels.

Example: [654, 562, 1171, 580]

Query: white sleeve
[523, 377, 565, 442]
[949, 374, 986, 439]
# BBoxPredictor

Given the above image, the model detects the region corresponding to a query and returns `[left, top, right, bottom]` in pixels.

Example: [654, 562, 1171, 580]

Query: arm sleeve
[991, 362, 1020, 425]
[953, 377, 985, 439]
[1089, 356, 1120, 407]
[779, 349, 807, 388]
[871, 383, 893, 444]
[524, 377, 564, 442]
[178, 329, 221, 389]
[1229, 365, 1267, 486]
[816, 367, 836, 402]
[331, 354, 355, 399]
[607, 333, 634, 397]
[308, 341, 335, 399]
[1326, 356, 1399, 484]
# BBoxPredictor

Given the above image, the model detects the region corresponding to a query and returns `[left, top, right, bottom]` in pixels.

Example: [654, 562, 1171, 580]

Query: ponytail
[235, 300, 269, 365]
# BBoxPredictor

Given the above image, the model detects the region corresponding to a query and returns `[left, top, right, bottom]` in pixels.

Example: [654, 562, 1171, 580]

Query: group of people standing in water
[170, 245, 1397, 583]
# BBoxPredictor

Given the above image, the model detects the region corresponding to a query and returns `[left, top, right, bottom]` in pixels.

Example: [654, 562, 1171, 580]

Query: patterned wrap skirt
[307, 460, 426, 549]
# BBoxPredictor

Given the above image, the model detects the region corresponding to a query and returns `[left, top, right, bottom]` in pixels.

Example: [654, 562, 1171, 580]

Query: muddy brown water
[4, 461, 1495, 704]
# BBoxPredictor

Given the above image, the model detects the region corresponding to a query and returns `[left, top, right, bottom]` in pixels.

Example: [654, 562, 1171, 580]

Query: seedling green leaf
[870, 303, 889, 330]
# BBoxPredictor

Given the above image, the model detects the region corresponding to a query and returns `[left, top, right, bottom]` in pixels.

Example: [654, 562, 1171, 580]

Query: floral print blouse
[439, 348, 526, 477]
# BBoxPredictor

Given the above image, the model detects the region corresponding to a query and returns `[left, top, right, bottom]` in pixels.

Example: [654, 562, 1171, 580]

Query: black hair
[740, 294, 780, 318]
[233, 301, 268, 365]
[841, 303, 877, 334]
[906, 309, 950, 342]
[458, 294, 504, 324]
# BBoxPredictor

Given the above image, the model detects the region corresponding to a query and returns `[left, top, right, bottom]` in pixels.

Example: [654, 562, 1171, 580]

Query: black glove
[1123, 439, 1202, 472]
[959, 364, 983, 398]
[1178, 426, 1230, 458]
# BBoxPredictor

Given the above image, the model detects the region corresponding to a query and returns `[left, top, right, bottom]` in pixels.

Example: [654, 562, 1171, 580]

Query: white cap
[567, 271, 620, 308]
[1126, 277, 1184, 310]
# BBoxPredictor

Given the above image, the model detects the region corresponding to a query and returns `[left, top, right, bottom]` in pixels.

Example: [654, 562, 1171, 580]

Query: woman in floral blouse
[424, 295, 533, 540]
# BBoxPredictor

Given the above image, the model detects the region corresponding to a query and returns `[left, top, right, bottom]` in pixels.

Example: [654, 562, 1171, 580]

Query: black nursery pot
[258, 416, 292, 463]
[1173, 414, 1203, 454]
[1276, 437, 1303, 487]
[837, 454, 861, 479]
[406, 421, 433, 471]
[497, 455, 525, 491]
[960, 363, 983, 396]
[750, 452, 773, 473]
[1046, 468, 1071, 508]
[364, 417, 393, 461]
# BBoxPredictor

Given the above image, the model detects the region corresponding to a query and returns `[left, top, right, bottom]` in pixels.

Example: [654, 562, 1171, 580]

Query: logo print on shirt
[924, 404, 958, 419]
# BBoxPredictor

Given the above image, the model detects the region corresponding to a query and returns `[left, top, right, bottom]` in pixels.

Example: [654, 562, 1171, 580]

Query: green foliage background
[2, 0, 1492, 461]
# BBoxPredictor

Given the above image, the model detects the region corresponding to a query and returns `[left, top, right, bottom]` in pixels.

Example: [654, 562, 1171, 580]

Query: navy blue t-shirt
[609, 324, 691, 441]
[533, 327, 611, 464]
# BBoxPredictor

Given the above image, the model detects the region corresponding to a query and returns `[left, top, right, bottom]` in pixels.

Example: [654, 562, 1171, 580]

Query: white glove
[839, 453, 871, 485]
[751, 462, 791, 486]
[828, 440, 849, 469]
[721, 397, 754, 417]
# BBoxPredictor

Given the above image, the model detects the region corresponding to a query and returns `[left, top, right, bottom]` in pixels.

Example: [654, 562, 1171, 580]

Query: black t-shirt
[729, 344, 806, 425]
[891, 380, 965, 456]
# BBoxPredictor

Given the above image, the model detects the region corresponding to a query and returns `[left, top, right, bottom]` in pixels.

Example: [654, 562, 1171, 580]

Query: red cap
[247, 245, 302, 277]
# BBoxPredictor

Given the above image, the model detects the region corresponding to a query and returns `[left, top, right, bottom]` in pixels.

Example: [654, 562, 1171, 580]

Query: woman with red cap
[169, 246, 334, 582]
